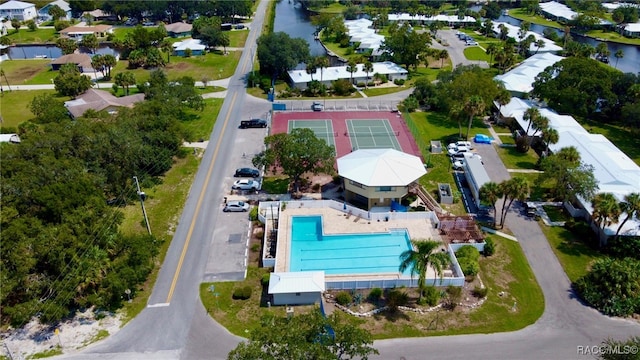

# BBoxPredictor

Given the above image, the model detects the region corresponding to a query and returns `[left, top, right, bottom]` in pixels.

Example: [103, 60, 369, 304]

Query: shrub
[339, 38, 350, 47]
[249, 206, 259, 221]
[422, 286, 440, 306]
[386, 289, 409, 312]
[473, 286, 488, 298]
[445, 286, 462, 310]
[457, 256, 479, 277]
[456, 246, 480, 261]
[254, 229, 264, 240]
[251, 243, 260, 253]
[312, 183, 321, 192]
[483, 238, 495, 256]
[232, 286, 252, 300]
[367, 81, 375, 87]
[54, 20, 71, 32]
[332, 175, 342, 184]
[368, 288, 383, 302]
[356, 82, 366, 87]
[335, 291, 352, 306]
[606, 236, 640, 260]
[403, 96, 418, 112]
[261, 274, 271, 287]
[331, 79, 355, 96]
[393, 78, 405, 85]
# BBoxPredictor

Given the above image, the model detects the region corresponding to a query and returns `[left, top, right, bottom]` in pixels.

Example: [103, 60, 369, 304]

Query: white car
[232, 179, 260, 190]
[452, 160, 465, 170]
[448, 145, 470, 156]
[466, 41, 479, 46]
[447, 141, 473, 150]
[223, 200, 250, 212]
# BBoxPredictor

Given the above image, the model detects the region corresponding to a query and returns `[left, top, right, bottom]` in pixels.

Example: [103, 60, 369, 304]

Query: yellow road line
[166, 92, 238, 303]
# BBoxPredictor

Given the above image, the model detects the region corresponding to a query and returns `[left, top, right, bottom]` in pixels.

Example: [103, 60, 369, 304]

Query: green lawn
[496, 145, 538, 170]
[540, 222, 603, 282]
[464, 47, 490, 62]
[498, 135, 515, 145]
[3, 28, 58, 43]
[362, 85, 408, 97]
[510, 172, 551, 201]
[583, 30, 640, 46]
[203, 235, 543, 339]
[227, 29, 249, 48]
[261, 176, 290, 194]
[507, 8, 564, 29]
[0, 60, 52, 84]
[180, 98, 224, 140]
[312, 2, 347, 14]
[0, 89, 68, 127]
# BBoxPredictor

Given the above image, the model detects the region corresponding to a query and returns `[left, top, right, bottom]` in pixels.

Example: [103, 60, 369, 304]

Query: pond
[274, 0, 325, 57]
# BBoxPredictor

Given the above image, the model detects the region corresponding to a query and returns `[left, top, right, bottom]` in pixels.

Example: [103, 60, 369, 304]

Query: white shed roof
[496, 97, 586, 136]
[388, 13, 476, 23]
[539, 1, 578, 21]
[337, 148, 426, 186]
[494, 52, 564, 94]
[0, 133, 21, 143]
[288, 61, 407, 84]
[624, 22, 640, 33]
[268, 271, 325, 294]
[172, 38, 205, 51]
[0, 0, 35, 10]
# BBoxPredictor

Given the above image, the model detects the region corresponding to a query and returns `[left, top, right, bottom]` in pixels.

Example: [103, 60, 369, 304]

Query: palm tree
[614, 49, 624, 69]
[160, 39, 173, 64]
[528, 114, 549, 151]
[316, 56, 330, 84]
[306, 57, 318, 82]
[485, 43, 498, 67]
[615, 193, 640, 240]
[438, 49, 449, 68]
[346, 58, 358, 85]
[463, 96, 485, 140]
[591, 193, 621, 245]
[498, 177, 530, 228]
[495, 86, 511, 115]
[534, 39, 545, 54]
[362, 61, 373, 89]
[523, 107, 540, 141]
[541, 126, 559, 156]
[399, 239, 451, 299]
[479, 182, 503, 227]
[114, 71, 136, 96]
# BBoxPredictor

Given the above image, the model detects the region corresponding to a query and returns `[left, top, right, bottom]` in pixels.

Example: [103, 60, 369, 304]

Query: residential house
[337, 148, 426, 210]
[38, 0, 71, 21]
[288, 61, 408, 90]
[388, 13, 476, 26]
[165, 22, 192, 38]
[172, 38, 205, 56]
[64, 88, 145, 118]
[268, 272, 325, 305]
[81, 9, 117, 22]
[0, 0, 37, 21]
[539, 1, 578, 22]
[492, 22, 563, 55]
[50, 53, 93, 72]
[622, 22, 640, 38]
[59, 24, 114, 41]
[494, 52, 565, 97]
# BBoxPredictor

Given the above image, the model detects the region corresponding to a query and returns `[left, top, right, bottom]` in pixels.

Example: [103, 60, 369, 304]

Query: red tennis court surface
[271, 111, 423, 160]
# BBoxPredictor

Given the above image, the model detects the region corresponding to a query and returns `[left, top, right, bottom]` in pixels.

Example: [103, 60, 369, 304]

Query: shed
[438, 183, 453, 204]
[430, 140, 442, 154]
[268, 271, 325, 305]
[0, 133, 21, 143]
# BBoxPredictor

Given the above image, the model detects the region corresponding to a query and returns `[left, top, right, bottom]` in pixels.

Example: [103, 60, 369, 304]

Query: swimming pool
[289, 216, 413, 275]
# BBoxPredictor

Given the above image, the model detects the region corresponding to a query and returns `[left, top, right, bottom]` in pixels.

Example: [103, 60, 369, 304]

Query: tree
[595, 42, 610, 60]
[363, 61, 373, 89]
[54, 63, 92, 98]
[316, 56, 330, 84]
[438, 49, 449, 68]
[540, 126, 559, 156]
[252, 128, 335, 192]
[346, 58, 358, 85]
[485, 43, 498, 66]
[498, 177, 530, 228]
[482, 18, 493, 37]
[160, 39, 172, 63]
[11, 19, 20, 33]
[114, 71, 136, 95]
[56, 37, 78, 55]
[48, 4, 67, 21]
[382, 22, 431, 70]
[463, 96, 485, 140]
[80, 34, 99, 54]
[399, 239, 451, 299]
[533, 39, 545, 54]
[26, 19, 36, 31]
[227, 311, 379, 360]
[305, 57, 318, 82]
[615, 193, 640, 240]
[614, 49, 624, 69]
[257, 32, 310, 83]
[591, 193, 621, 235]
[538, 146, 599, 202]
[29, 93, 69, 123]
[479, 182, 502, 227]
[574, 257, 640, 317]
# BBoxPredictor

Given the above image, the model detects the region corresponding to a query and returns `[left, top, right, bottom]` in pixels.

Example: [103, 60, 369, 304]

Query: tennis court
[346, 119, 402, 151]
[288, 119, 336, 149]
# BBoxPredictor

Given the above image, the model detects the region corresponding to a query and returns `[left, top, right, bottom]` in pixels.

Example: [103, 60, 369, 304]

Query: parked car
[448, 145, 470, 156]
[239, 119, 267, 129]
[234, 167, 260, 178]
[525, 202, 538, 218]
[447, 141, 473, 150]
[232, 179, 260, 190]
[466, 40, 479, 46]
[311, 102, 323, 111]
[143, 21, 155, 26]
[223, 200, 250, 212]
[452, 160, 465, 170]
[474, 134, 492, 144]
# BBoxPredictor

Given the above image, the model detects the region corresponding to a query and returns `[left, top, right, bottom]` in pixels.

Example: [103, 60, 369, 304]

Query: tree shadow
[373, 309, 410, 322]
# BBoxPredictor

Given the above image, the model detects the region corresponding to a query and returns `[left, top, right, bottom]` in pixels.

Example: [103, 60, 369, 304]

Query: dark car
[234, 167, 260, 178]
[239, 119, 267, 129]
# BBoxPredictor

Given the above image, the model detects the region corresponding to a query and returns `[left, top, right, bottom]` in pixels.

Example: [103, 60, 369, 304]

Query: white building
[344, 18, 385, 53]
[492, 22, 563, 55]
[268, 271, 325, 305]
[38, 0, 71, 21]
[388, 13, 476, 25]
[0, 133, 21, 143]
[494, 52, 565, 97]
[539, 1, 578, 22]
[495, 97, 640, 240]
[0, 0, 37, 21]
[623, 22, 640, 38]
[288, 61, 408, 90]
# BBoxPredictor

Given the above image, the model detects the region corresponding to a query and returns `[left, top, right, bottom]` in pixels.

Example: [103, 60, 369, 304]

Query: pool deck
[275, 207, 442, 276]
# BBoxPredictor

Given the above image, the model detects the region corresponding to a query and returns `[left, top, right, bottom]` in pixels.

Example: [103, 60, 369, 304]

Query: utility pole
[133, 176, 152, 235]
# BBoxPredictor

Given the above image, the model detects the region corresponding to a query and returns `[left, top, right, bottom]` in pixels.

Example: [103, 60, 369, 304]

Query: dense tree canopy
[228, 311, 378, 360]
[537, 146, 598, 202]
[252, 128, 334, 192]
[53, 63, 92, 98]
[257, 32, 310, 82]
[382, 22, 431, 70]
[0, 71, 202, 326]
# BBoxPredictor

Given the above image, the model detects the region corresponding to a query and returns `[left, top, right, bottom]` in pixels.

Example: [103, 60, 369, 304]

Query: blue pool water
[290, 216, 413, 275]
